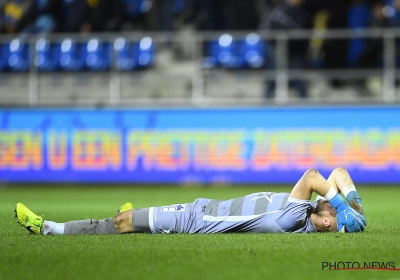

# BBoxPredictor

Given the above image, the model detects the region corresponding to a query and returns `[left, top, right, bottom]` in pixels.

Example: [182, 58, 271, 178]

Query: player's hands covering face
[337, 208, 367, 233]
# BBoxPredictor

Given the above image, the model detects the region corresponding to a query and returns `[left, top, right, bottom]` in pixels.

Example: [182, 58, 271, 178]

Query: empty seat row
[0, 33, 271, 72]
[203, 33, 272, 69]
[0, 37, 155, 72]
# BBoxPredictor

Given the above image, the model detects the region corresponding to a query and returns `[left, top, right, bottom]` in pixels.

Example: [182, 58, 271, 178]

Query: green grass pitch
[1, 185, 399, 280]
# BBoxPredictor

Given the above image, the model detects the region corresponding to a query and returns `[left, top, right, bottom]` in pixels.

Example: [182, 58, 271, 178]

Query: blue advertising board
[0, 106, 399, 183]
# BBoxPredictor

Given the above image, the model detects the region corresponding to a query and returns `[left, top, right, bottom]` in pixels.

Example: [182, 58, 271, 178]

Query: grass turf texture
[1, 185, 399, 280]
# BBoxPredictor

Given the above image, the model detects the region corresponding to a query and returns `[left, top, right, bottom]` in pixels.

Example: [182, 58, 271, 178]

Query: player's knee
[333, 167, 348, 175]
[298, 169, 320, 187]
[303, 168, 319, 179]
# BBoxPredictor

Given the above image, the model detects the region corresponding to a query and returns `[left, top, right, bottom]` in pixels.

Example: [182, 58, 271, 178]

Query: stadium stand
[0, 36, 155, 73]
[1, 0, 400, 106]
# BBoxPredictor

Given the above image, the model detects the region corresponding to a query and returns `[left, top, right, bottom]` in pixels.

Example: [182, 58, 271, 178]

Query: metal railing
[1, 28, 400, 107]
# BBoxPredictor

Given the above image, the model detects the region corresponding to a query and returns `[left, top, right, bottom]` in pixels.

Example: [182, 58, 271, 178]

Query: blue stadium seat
[0, 44, 9, 71]
[35, 38, 60, 71]
[238, 33, 266, 69]
[114, 38, 135, 70]
[7, 39, 30, 72]
[114, 37, 155, 71]
[59, 39, 85, 71]
[204, 33, 271, 69]
[134, 37, 155, 68]
[85, 39, 111, 71]
[123, 0, 152, 17]
[204, 34, 239, 68]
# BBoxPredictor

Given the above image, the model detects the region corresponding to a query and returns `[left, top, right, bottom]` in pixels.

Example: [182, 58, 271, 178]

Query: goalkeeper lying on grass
[15, 167, 366, 235]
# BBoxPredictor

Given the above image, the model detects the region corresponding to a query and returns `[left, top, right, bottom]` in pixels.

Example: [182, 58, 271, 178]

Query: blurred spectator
[0, 0, 35, 33]
[150, 0, 189, 31]
[387, 0, 400, 67]
[83, 0, 124, 32]
[201, 0, 259, 31]
[260, 0, 309, 98]
[22, 0, 62, 33]
[203, 0, 227, 30]
[347, 0, 372, 67]
[224, 0, 259, 30]
[371, 1, 389, 28]
[308, 9, 329, 67]
[322, 0, 350, 87]
[388, 0, 400, 27]
[184, 0, 207, 29]
[357, 1, 388, 68]
[58, 0, 88, 32]
[157, 0, 174, 31]
[0, 2, 5, 32]
[118, 0, 158, 31]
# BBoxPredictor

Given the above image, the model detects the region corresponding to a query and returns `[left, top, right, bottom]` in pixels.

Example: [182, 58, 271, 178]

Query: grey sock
[64, 218, 117, 235]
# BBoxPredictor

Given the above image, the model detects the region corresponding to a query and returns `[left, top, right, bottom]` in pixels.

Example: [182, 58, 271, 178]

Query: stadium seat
[203, 34, 239, 68]
[204, 33, 270, 69]
[7, 39, 30, 72]
[114, 37, 155, 71]
[238, 33, 266, 69]
[114, 37, 135, 70]
[123, 0, 152, 17]
[35, 38, 60, 71]
[85, 39, 111, 71]
[134, 37, 155, 68]
[59, 39, 85, 71]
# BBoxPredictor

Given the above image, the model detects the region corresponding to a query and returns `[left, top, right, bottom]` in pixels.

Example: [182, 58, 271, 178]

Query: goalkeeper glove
[328, 192, 366, 232]
[346, 190, 363, 214]
[337, 207, 367, 233]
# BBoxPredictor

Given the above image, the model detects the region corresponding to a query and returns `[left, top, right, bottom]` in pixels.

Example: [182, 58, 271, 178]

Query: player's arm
[327, 167, 363, 214]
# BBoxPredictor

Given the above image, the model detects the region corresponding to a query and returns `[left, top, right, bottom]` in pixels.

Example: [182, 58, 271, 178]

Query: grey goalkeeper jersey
[149, 192, 318, 234]
[199, 192, 317, 233]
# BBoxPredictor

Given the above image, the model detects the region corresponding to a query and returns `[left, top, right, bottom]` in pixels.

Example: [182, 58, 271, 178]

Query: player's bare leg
[327, 167, 363, 214]
[327, 167, 354, 194]
[291, 168, 332, 200]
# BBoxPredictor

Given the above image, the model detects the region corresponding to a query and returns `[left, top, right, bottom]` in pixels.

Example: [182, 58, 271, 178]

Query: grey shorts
[142, 199, 208, 234]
